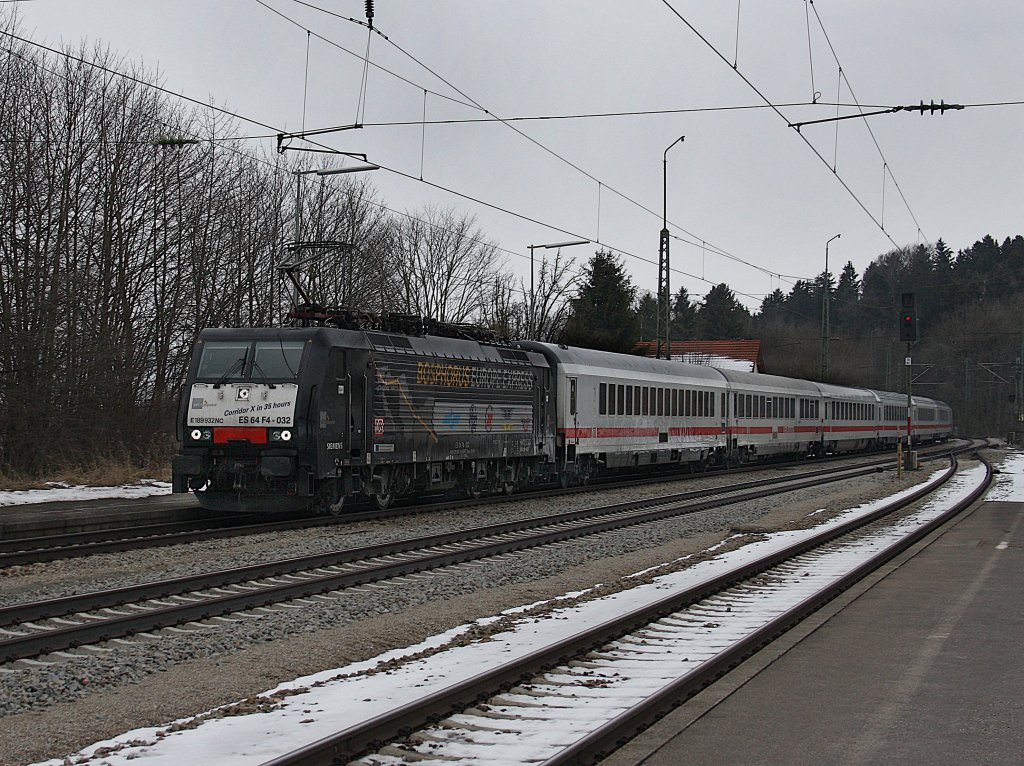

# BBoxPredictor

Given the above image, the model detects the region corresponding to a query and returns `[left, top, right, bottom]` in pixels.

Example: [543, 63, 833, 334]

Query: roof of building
[633, 340, 765, 373]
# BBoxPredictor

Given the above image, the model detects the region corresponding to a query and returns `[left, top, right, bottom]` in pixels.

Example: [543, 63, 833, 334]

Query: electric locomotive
[172, 326, 553, 513]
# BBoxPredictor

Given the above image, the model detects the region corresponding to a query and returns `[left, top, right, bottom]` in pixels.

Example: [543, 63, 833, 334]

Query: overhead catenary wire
[806, 0, 927, 240]
[267, 0, 778, 295]
[659, 0, 902, 250]
[253, 0, 480, 113]
[0, 32, 878, 328]
[9, 12, 1006, 315]
[0, 24, 818, 320]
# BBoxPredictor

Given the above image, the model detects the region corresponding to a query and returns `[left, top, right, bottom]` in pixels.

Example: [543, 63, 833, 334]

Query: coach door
[567, 376, 579, 460]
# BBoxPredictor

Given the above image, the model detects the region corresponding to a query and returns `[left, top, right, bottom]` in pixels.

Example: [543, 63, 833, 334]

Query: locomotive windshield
[196, 340, 304, 381]
[252, 341, 304, 379]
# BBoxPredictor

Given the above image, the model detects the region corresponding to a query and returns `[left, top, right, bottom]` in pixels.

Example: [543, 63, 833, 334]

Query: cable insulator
[365, 0, 374, 27]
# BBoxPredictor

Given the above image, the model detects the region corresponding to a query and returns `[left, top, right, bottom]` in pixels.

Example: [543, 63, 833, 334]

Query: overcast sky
[8, 0, 1023, 310]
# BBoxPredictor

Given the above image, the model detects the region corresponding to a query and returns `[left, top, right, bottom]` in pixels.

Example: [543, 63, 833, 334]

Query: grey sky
[11, 0, 1023, 310]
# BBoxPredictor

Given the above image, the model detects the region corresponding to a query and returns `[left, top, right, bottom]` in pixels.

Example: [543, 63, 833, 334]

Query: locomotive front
[172, 329, 317, 512]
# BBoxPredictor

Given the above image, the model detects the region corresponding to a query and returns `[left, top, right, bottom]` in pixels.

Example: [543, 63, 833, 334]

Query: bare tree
[288, 173, 393, 312]
[480, 272, 526, 339]
[389, 204, 499, 323]
[526, 248, 578, 341]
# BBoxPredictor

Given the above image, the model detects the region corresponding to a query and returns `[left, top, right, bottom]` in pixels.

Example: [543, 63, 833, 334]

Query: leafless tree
[287, 173, 393, 312]
[389, 204, 500, 324]
[526, 248, 578, 341]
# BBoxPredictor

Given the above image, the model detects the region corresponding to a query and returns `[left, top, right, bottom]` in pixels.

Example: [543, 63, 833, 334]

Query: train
[171, 324, 953, 514]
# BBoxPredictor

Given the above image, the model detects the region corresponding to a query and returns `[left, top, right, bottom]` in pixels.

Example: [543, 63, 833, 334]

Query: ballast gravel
[0, 457, 964, 766]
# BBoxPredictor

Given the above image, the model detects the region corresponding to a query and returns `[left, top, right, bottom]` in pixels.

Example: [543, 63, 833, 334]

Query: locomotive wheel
[374, 492, 394, 510]
[326, 496, 346, 516]
[500, 480, 515, 495]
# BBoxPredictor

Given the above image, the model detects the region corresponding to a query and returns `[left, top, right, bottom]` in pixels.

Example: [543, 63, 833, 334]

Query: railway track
[0, 442, 964, 568]
[256, 454, 990, 766]
[0, 455, 932, 665]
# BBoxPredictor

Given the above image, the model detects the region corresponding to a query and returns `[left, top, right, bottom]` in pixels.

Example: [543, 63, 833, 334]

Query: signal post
[900, 292, 917, 471]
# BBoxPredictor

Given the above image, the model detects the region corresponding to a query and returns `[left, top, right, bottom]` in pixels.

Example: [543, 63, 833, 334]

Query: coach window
[634, 386, 641, 415]
[656, 388, 663, 416]
[642, 386, 649, 415]
[617, 384, 625, 415]
[671, 389, 678, 417]
[598, 382, 605, 415]
[626, 385, 634, 415]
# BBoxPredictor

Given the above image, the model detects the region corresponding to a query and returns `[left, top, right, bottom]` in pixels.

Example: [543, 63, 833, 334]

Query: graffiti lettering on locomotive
[414, 361, 534, 391]
[432, 402, 532, 434]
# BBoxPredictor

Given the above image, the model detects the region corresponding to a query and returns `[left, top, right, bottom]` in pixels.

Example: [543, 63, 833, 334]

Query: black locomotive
[172, 326, 554, 513]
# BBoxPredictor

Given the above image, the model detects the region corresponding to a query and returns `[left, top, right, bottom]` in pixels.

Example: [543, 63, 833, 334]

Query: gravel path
[0, 457, 965, 766]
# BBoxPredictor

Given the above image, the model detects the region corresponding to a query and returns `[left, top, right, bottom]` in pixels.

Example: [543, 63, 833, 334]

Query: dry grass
[0, 455, 172, 492]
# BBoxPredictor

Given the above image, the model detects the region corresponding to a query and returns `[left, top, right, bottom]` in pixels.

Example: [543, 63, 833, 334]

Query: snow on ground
[0, 481, 171, 507]
[31, 461, 994, 766]
[985, 450, 1024, 501]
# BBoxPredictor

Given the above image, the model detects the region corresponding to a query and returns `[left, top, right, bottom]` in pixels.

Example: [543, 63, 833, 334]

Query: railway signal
[899, 292, 917, 342]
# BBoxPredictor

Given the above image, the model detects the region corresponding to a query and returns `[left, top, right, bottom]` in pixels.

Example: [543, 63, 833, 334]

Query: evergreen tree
[560, 249, 639, 353]
[696, 283, 750, 339]
[833, 261, 861, 331]
[670, 286, 698, 339]
[784, 279, 819, 325]
[635, 293, 658, 341]
[757, 288, 787, 322]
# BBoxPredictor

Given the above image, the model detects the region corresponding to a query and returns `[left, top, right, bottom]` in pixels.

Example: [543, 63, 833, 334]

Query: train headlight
[280, 429, 292, 442]
[190, 429, 202, 441]
[269, 429, 293, 442]
[189, 428, 213, 442]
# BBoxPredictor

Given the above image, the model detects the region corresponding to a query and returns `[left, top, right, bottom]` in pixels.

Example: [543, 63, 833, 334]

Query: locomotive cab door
[318, 348, 351, 476]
